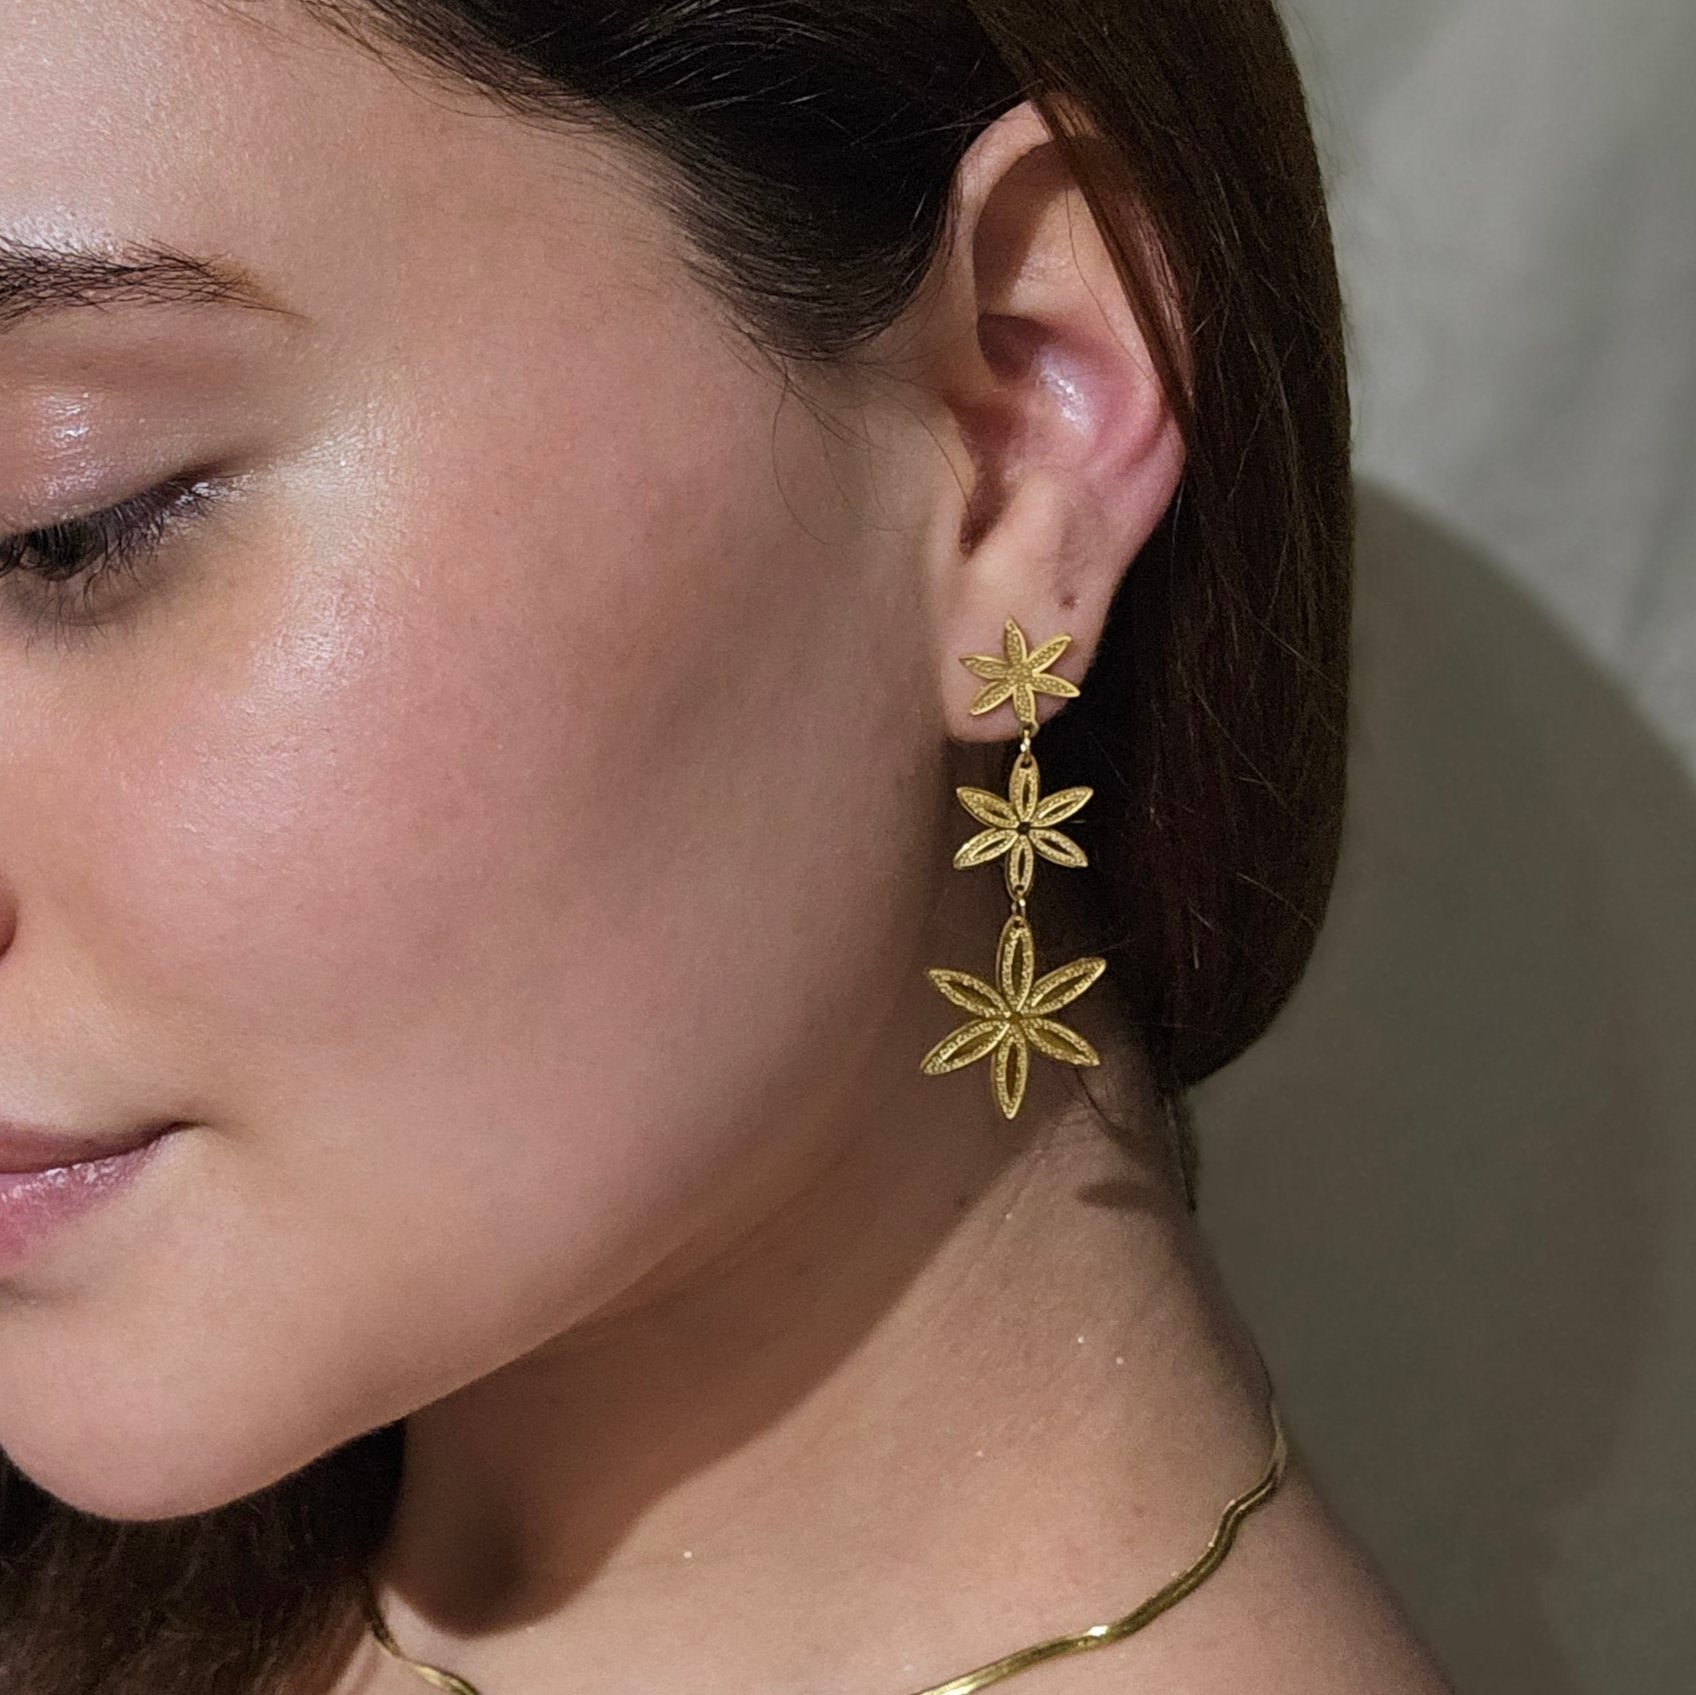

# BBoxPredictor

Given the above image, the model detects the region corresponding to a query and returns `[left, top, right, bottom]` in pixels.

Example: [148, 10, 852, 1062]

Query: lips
[0, 1118, 181, 1176]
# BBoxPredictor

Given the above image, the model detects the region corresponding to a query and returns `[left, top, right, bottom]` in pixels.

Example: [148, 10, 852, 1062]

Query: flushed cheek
[88, 564, 619, 1105]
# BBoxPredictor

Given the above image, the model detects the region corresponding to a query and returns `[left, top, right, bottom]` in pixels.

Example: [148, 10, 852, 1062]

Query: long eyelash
[0, 473, 223, 631]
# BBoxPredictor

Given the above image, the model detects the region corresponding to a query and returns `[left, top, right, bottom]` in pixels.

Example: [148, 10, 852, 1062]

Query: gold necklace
[358, 1384, 1287, 1695]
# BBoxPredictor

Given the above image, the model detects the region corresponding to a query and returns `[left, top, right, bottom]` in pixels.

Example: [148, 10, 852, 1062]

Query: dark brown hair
[0, 3, 1351, 1690]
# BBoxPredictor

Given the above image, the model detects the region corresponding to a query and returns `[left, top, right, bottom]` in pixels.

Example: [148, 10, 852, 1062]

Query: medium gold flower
[958, 616, 1081, 729]
[920, 913, 1105, 1119]
[952, 748, 1092, 900]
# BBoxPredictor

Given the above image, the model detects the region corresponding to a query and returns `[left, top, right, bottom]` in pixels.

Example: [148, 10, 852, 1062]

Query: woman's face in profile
[0, 0, 955, 1516]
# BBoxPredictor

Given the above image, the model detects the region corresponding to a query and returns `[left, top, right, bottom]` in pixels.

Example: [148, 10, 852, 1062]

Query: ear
[890, 98, 1187, 743]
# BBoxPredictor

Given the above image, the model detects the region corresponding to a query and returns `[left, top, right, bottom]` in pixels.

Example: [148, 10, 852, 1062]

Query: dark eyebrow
[0, 235, 306, 334]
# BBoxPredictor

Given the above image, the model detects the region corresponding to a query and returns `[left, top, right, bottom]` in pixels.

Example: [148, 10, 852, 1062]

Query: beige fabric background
[1195, 3, 1696, 1691]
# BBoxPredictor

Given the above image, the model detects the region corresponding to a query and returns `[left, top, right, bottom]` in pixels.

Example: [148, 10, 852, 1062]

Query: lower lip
[0, 1131, 174, 1276]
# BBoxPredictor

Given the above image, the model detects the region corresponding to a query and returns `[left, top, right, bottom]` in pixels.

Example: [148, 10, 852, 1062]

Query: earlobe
[911, 99, 1187, 743]
[937, 462, 1112, 740]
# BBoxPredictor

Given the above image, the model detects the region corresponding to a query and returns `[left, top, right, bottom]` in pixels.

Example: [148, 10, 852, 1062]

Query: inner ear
[952, 117, 1183, 554]
[979, 313, 1043, 379]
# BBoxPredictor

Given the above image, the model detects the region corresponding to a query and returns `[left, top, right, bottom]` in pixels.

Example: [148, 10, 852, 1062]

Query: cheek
[0, 351, 938, 1517]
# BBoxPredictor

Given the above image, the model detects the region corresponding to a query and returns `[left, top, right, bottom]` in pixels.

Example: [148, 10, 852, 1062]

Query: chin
[8, 1447, 231, 1525]
[0, 1399, 351, 1526]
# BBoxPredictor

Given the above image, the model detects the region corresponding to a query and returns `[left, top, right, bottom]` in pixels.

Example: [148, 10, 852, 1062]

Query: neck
[362, 876, 1279, 1695]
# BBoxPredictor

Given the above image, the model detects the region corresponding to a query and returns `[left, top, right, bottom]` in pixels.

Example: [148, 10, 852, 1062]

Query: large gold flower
[958, 617, 1081, 729]
[920, 913, 1105, 1119]
[952, 748, 1092, 900]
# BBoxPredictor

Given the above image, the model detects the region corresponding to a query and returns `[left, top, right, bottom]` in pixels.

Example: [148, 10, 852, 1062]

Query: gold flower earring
[920, 616, 1107, 1118]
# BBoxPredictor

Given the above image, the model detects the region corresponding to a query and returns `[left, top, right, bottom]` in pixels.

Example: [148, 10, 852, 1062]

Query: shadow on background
[1194, 483, 1696, 1694]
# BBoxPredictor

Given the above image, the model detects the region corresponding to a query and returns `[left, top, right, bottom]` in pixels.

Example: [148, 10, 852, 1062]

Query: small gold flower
[952, 748, 1092, 900]
[958, 616, 1081, 729]
[920, 913, 1105, 1119]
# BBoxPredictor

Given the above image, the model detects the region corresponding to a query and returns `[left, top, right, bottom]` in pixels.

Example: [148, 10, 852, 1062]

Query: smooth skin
[0, 4, 1454, 1692]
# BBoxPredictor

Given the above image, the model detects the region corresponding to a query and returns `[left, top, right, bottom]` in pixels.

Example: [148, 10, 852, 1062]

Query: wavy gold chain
[359, 1387, 1287, 1695]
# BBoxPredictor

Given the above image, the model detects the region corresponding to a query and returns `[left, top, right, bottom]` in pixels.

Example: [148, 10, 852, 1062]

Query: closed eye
[0, 471, 226, 636]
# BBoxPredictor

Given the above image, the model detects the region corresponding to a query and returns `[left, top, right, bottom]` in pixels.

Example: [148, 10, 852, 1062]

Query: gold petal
[967, 679, 1015, 717]
[1002, 617, 1029, 666]
[1009, 753, 1040, 820]
[993, 1028, 1029, 1118]
[1012, 681, 1037, 730]
[1025, 633, 1072, 673]
[1005, 834, 1034, 900]
[925, 967, 1008, 1018]
[960, 654, 1012, 682]
[921, 1018, 1009, 1074]
[1024, 1016, 1101, 1067]
[1025, 954, 1107, 1015]
[996, 912, 1035, 1009]
[954, 829, 1016, 870]
[1030, 672, 1081, 700]
[1031, 827, 1088, 869]
[1030, 784, 1092, 826]
[957, 787, 1020, 829]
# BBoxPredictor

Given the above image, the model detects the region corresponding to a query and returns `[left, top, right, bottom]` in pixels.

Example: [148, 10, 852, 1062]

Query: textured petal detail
[1031, 827, 1088, 869]
[1026, 954, 1107, 1016]
[1005, 834, 1034, 900]
[993, 1028, 1029, 1118]
[967, 679, 1015, 717]
[1024, 1016, 1101, 1067]
[1031, 784, 1092, 827]
[1009, 753, 1040, 821]
[1012, 681, 1037, 730]
[1001, 618, 1029, 666]
[1030, 672, 1080, 700]
[926, 967, 1007, 1018]
[1025, 633, 1071, 673]
[996, 913, 1035, 1009]
[921, 1018, 1009, 1074]
[954, 829, 1016, 870]
[960, 654, 1011, 682]
[957, 787, 1020, 829]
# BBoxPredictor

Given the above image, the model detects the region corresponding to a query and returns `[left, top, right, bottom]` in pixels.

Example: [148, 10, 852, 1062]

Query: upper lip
[0, 1118, 179, 1176]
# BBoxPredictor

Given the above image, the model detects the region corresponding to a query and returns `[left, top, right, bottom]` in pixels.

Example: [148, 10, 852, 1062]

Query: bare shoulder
[1042, 1460, 1459, 1695]
[1201, 1461, 1459, 1694]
